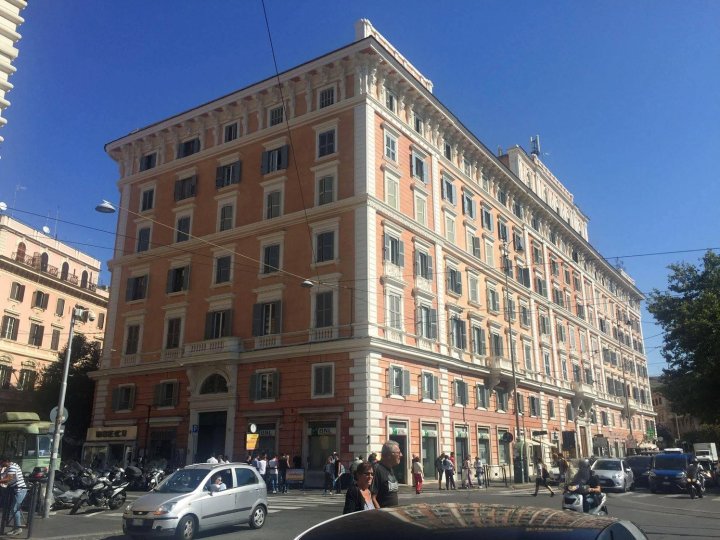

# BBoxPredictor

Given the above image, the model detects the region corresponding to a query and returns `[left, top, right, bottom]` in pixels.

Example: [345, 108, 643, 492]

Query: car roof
[182, 462, 255, 471]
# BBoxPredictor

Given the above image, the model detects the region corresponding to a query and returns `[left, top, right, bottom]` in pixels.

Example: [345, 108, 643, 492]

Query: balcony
[120, 354, 140, 367]
[626, 398, 640, 416]
[572, 381, 597, 413]
[12, 252, 98, 291]
[254, 334, 281, 349]
[309, 326, 338, 342]
[488, 356, 518, 389]
[184, 337, 243, 358]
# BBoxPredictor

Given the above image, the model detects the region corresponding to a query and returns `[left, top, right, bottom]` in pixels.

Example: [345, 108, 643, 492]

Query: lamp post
[43, 306, 89, 518]
[501, 241, 525, 483]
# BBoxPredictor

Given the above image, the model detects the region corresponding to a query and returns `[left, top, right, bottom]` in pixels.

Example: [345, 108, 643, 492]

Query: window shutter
[395, 240, 403, 267]
[183, 266, 191, 290]
[252, 304, 263, 336]
[410, 153, 415, 177]
[460, 321, 467, 349]
[249, 373, 258, 400]
[18, 285, 24, 302]
[279, 145, 289, 169]
[37, 325, 44, 345]
[441, 180, 447, 200]
[153, 383, 162, 406]
[274, 301, 282, 334]
[172, 382, 179, 406]
[461, 194, 466, 213]
[215, 166, 224, 188]
[414, 252, 420, 277]
[401, 369, 410, 396]
[260, 151, 269, 174]
[128, 386, 136, 409]
[189, 175, 197, 197]
[429, 309, 438, 339]
[233, 161, 242, 183]
[415, 307, 422, 336]
[41, 293, 49, 309]
[426, 256, 433, 279]
[125, 278, 133, 302]
[456, 274, 463, 295]
[166, 270, 173, 293]
[273, 372, 280, 398]
[383, 234, 390, 261]
[11, 319, 18, 341]
[222, 309, 233, 337]
[432, 375, 439, 401]
[111, 388, 120, 411]
[174, 180, 182, 201]
[471, 200, 477, 217]
[204, 312, 213, 340]
[386, 368, 393, 396]
[472, 236, 480, 258]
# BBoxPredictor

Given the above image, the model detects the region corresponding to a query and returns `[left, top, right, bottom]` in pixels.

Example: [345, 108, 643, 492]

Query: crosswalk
[493, 487, 720, 501]
[267, 491, 343, 514]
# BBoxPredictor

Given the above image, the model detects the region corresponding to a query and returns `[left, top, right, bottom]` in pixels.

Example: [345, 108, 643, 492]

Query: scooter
[562, 484, 608, 515]
[69, 467, 129, 514]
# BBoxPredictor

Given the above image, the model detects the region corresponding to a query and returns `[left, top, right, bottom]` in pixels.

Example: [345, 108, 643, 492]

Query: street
[26, 483, 720, 540]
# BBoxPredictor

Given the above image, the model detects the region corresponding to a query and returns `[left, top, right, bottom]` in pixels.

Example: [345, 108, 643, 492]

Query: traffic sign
[50, 407, 69, 424]
[532, 430, 548, 437]
[191, 424, 199, 433]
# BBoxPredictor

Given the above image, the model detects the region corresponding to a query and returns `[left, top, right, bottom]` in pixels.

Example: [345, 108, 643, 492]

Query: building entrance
[421, 423, 438, 480]
[197, 411, 226, 462]
[389, 421, 408, 484]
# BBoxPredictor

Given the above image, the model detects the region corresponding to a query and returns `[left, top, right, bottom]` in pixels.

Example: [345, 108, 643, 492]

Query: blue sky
[2, 1, 718, 375]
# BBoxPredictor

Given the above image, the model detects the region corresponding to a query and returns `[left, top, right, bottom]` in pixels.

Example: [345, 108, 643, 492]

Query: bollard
[0, 486, 11, 536]
[27, 482, 40, 538]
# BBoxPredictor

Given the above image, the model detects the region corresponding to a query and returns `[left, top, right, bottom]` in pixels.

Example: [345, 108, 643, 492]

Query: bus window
[38, 434, 51, 457]
[0, 432, 6, 454]
[6, 432, 26, 458]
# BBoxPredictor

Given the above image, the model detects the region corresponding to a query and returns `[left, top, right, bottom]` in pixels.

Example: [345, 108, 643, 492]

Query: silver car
[592, 458, 634, 492]
[122, 463, 268, 540]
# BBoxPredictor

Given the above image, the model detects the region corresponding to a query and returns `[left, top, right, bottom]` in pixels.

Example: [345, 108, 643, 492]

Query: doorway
[197, 411, 227, 463]
[389, 421, 408, 484]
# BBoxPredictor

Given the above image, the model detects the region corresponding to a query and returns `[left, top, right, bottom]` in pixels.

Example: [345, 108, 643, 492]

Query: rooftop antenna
[530, 135, 541, 156]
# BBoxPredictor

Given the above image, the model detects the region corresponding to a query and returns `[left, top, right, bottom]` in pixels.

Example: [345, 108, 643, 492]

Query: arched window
[61, 262, 69, 281]
[81, 271, 88, 288]
[40, 252, 49, 272]
[16, 242, 26, 262]
[200, 374, 228, 394]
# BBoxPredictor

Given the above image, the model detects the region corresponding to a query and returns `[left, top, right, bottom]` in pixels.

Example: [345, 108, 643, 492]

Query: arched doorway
[61, 262, 69, 281]
[16, 242, 26, 262]
[40, 253, 49, 272]
[81, 270, 88, 288]
[196, 374, 229, 462]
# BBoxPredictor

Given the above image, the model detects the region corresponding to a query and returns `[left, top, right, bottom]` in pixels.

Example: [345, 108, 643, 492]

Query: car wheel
[175, 515, 196, 540]
[249, 505, 266, 529]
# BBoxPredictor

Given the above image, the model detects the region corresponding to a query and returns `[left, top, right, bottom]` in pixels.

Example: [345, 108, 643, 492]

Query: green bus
[0, 412, 52, 474]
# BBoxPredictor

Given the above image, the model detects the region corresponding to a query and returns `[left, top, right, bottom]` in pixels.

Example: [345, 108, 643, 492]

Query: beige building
[0, 215, 108, 411]
[93, 19, 655, 480]
[650, 377, 701, 443]
[0, 0, 27, 143]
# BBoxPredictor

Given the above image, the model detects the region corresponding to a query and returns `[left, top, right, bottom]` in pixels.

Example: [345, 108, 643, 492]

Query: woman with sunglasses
[343, 461, 379, 513]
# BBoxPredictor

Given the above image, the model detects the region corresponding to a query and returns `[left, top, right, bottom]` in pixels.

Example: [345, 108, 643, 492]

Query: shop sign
[307, 427, 336, 436]
[390, 426, 408, 436]
[246, 433, 259, 450]
[421, 429, 438, 438]
[455, 427, 468, 438]
[258, 429, 275, 436]
[86, 426, 138, 441]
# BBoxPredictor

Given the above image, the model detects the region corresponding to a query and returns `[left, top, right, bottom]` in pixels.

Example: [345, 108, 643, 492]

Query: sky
[1, 0, 718, 376]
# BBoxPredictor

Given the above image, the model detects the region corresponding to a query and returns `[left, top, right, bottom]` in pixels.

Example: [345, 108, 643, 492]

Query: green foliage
[30, 334, 101, 453]
[682, 425, 720, 448]
[647, 251, 720, 424]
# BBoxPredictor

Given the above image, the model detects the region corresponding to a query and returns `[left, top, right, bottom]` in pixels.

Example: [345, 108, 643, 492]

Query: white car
[122, 463, 267, 540]
[592, 458, 634, 492]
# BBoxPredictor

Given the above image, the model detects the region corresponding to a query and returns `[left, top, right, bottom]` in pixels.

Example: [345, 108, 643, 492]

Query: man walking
[435, 453, 445, 489]
[533, 461, 555, 496]
[371, 441, 402, 507]
[0, 455, 28, 536]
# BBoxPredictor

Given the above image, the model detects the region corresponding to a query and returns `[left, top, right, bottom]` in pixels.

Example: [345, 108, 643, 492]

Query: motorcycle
[562, 484, 608, 515]
[52, 464, 95, 509]
[69, 467, 129, 514]
[126, 465, 165, 491]
[687, 472, 710, 499]
[145, 467, 165, 490]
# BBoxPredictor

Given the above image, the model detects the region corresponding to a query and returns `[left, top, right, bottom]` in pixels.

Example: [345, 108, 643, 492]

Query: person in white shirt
[267, 455, 279, 493]
[206, 455, 219, 464]
[257, 454, 268, 484]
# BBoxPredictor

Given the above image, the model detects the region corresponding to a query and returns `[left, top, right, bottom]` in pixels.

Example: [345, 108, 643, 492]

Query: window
[447, 268, 462, 295]
[315, 291, 333, 328]
[55, 298, 65, 317]
[566, 404, 575, 422]
[415, 251, 433, 280]
[450, 316, 467, 349]
[261, 145, 289, 174]
[319, 86, 335, 108]
[383, 233, 404, 266]
[524, 342, 533, 370]
[224, 122, 238, 142]
[516, 265, 531, 287]
[411, 152, 427, 183]
[312, 364, 334, 397]
[204, 309, 233, 339]
[388, 366, 410, 396]
[215, 255, 232, 284]
[476, 385, 490, 408]
[520, 304, 530, 326]
[139, 153, 157, 171]
[265, 190, 282, 219]
[315, 231, 335, 263]
[317, 129, 336, 157]
[415, 193, 427, 225]
[385, 89, 397, 112]
[137, 227, 151, 252]
[442, 177, 456, 204]
[0, 365, 10, 389]
[444, 213, 456, 243]
[414, 113, 424, 135]
[126, 275, 148, 301]
[166, 266, 190, 293]
[112, 385, 135, 411]
[385, 172, 399, 209]
[506, 297, 516, 321]
[513, 200, 524, 219]
[485, 239, 495, 267]
[462, 192, 475, 218]
[470, 235, 481, 258]
[539, 314, 550, 335]
[176, 216, 190, 242]
[468, 272, 479, 303]
[387, 293, 402, 330]
[269, 106, 284, 126]
[9, 282, 25, 302]
[497, 189, 508, 207]
[529, 396, 540, 417]
[513, 230, 524, 251]
[154, 381, 179, 407]
[215, 160, 242, 188]
[496, 389, 509, 411]
[421, 372, 439, 400]
[17, 369, 36, 391]
[516, 392, 525, 415]
[31, 290, 49, 310]
[252, 371, 279, 401]
[481, 206, 493, 231]
[96, 312, 105, 331]
[547, 399, 555, 418]
[384, 132, 397, 161]
[262, 244, 280, 274]
[318, 175, 334, 205]
[125, 324, 140, 354]
[176, 138, 200, 158]
[490, 332, 504, 357]
[252, 301, 282, 336]
[174, 175, 197, 201]
[165, 317, 182, 349]
[472, 326, 486, 355]
[444, 142, 452, 160]
[219, 204, 234, 231]
[28, 323, 44, 346]
[535, 276, 548, 297]
[416, 305, 437, 339]
[50, 328, 61, 351]
[141, 188, 154, 211]
[556, 322, 566, 343]
[486, 286, 499, 312]
[561, 358, 568, 380]
[498, 221, 508, 242]
[454, 380, 469, 406]
[533, 245, 543, 264]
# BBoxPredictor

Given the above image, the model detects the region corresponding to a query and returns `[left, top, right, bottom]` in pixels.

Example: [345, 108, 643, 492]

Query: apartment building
[94, 19, 655, 482]
[0, 215, 108, 411]
[0, 0, 27, 142]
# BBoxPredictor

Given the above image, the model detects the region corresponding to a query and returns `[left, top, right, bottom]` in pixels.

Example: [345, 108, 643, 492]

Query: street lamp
[501, 241, 525, 483]
[43, 306, 92, 518]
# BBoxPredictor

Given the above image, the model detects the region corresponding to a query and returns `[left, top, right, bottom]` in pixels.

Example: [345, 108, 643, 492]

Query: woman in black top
[343, 462, 378, 514]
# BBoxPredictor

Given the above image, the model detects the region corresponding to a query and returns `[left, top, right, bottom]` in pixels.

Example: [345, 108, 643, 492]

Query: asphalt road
[32, 484, 720, 540]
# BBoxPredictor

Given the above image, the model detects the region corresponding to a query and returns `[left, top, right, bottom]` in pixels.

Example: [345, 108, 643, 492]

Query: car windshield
[653, 457, 686, 470]
[627, 457, 651, 468]
[594, 460, 621, 471]
[155, 469, 208, 493]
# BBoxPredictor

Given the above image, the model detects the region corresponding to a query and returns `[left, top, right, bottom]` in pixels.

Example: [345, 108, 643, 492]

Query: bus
[0, 411, 52, 474]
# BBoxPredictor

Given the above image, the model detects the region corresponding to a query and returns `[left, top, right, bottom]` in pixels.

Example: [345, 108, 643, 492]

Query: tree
[31, 334, 101, 460]
[647, 251, 720, 424]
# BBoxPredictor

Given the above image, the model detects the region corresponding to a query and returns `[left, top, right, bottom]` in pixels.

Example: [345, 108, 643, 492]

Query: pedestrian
[278, 453, 289, 493]
[267, 454, 279, 493]
[0, 455, 28, 536]
[368, 452, 378, 470]
[371, 441, 402, 508]
[343, 461, 379, 513]
[257, 453, 268, 485]
[435, 453, 445, 489]
[533, 461, 554, 497]
[442, 453, 456, 490]
[323, 455, 335, 495]
[251, 453, 260, 470]
[449, 452, 457, 487]
[462, 455, 474, 489]
[334, 455, 345, 494]
[206, 454, 218, 464]
[557, 454, 569, 484]
[217, 454, 227, 464]
[474, 456, 484, 488]
[411, 455, 424, 494]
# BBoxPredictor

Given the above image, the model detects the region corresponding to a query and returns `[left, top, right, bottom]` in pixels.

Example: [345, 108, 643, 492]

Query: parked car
[591, 458, 634, 492]
[626, 455, 652, 488]
[648, 453, 691, 493]
[122, 462, 267, 540]
[294, 503, 648, 540]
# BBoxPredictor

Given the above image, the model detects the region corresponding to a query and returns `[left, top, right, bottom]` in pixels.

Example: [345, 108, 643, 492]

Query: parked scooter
[562, 484, 608, 515]
[69, 467, 129, 514]
[51, 463, 95, 509]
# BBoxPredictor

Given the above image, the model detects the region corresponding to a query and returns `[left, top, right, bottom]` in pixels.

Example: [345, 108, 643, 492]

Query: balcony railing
[184, 337, 243, 357]
[309, 327, 338, 342]
[120, 354, 140, 367]
[254, 335, 281, 349]
[12, 252, 97, 290]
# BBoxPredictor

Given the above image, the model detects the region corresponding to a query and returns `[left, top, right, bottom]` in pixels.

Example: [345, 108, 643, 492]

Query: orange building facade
[92, 20, 655, 483]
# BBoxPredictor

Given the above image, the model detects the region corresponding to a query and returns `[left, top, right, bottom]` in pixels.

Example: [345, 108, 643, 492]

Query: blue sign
[192, 424, 198, 433]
